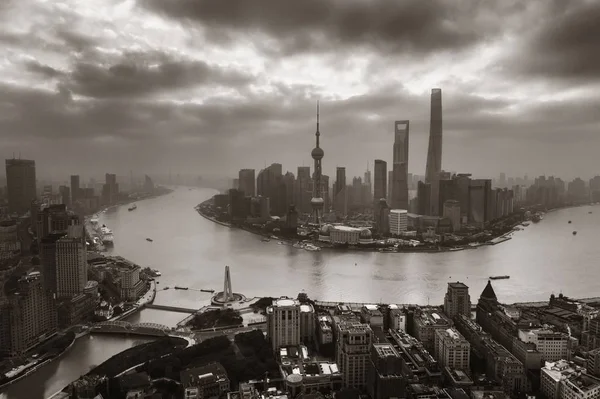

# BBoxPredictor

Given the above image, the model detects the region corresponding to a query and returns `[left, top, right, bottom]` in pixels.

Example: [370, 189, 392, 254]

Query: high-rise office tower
[373, 160, 387, 201]
[70, 175, 80, 204]
[417, 181, 431, 215]
[425, 89, 443, 215]
[310, 104, 325, 224]
[238, 169, 256, 197]
[5, 158, 36, 215]
[391, 121, 409, 210]
[334, 167, 347, 217]
[388, 171, 393, 202]
[444, 282, 471, 319]
[56, 225, 88, 298]
[102, 173, 119, 205]
[0, 274, 57, 357]
[266, 297, 301, 350]
[58, 185, 71, 206]
[295, 166, 311, 214]
[257, 163, 285, 216]
[35, 204, 80, 244]
[335, 316, 373, 389]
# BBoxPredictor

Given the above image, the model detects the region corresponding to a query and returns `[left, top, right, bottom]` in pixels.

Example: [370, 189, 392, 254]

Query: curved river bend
[3, 186, 599, 398]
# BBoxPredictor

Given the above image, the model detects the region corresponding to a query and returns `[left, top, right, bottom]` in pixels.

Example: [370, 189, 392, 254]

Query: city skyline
[1, 1, 600, 180]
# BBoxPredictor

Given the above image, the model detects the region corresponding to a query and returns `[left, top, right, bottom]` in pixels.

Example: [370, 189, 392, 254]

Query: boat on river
[146, 238, 153, 242]
[128, 204, 137, 211]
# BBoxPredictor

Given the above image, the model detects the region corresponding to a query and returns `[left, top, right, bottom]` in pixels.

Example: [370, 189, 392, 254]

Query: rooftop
[480, 281, 497, 301]
[373, 343, 400, 358]
[416, 308, 451, 326]
[390, 209, 408, 214]
[438, 328, 468, 342]
[564, 373, 600, 392]
[274, 297, 299, 308]
[331, 225, 363, 232]
[300, 304, 314, 313]
[542, 360, 583, 383]
[180, 362, 228, 387]
[448, 282, 469, 289]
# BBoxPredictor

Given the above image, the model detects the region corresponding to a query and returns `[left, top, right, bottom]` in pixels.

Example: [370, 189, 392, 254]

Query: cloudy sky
[1, 0, 599, 181]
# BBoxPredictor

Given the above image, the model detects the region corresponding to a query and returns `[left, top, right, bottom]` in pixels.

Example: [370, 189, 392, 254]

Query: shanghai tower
[425, 88, 443, 215]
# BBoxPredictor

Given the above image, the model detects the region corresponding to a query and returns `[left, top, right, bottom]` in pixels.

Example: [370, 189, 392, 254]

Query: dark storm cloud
[24, 60, 64, 78]
[41, 51, 255, 99]
[506, 1, 600, 82]
[141, 0, 498, 56]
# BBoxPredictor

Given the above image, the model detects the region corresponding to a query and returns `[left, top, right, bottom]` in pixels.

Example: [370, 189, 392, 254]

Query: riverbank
[194, 197, 524, 254]
[0, 331, 84, 392]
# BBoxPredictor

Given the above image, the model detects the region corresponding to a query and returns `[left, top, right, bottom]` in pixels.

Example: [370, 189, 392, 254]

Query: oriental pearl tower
[310, 101, 324, 225]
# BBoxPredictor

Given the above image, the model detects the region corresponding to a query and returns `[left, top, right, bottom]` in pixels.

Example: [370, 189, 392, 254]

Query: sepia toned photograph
[1, 1, 599, 398]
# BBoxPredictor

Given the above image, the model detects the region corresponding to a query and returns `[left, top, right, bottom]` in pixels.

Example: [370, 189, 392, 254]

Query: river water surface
[3, 186, 599, 398]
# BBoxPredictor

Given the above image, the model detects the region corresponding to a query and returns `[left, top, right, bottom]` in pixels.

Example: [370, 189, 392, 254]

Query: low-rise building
[317, 314, 333, 346]
[318, 225, 373, 245]
[279, 346, 343, 396]
[518, 329, 571, 362]
[389, 304, 407, 331]
[388, 328, 441, 384]
[588, 348, 600, 378]
[561, 372, 600, 399]
[413, 307, 453, 352]
[435, 328, 470, 371]
[361, 305, 384, 328]
[540, 360, 583, 399]
[443, 367, 473, 388]
[180, 362, 230, 399]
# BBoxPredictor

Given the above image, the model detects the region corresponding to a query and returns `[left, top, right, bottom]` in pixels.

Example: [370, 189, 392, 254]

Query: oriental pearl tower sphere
[310, 101, 324, 225]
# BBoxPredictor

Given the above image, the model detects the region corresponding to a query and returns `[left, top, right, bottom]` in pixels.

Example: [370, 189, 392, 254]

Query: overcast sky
[1, 0, 599, 181]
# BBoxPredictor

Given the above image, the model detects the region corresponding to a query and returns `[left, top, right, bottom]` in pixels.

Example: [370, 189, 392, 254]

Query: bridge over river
[91, 320, 194, 340]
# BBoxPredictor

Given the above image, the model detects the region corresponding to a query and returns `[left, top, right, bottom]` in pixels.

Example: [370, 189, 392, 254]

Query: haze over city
[1, 0, 599, 179]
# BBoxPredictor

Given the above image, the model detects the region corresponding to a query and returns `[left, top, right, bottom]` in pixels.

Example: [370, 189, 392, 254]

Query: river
[99, 186, 600, 307]
[4, 186, 599, 398]
[0, 335, 153, 399]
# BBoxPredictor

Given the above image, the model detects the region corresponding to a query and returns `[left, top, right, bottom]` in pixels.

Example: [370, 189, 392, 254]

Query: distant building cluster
[213, 89, 600, 245]
[0, 158, 157, 362]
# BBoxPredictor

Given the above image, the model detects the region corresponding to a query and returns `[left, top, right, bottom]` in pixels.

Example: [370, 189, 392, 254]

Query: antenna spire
[316, 100, 320, 134]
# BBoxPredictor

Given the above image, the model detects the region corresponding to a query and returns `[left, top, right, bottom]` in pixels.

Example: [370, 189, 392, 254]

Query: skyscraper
[70, 175, 80, 205]
[391, 120, 409, 210]
[56, 225, 87, 298]
[373, 160, 387, 201]
[238, 169, 256, 197]
[444, 282, 471, 319]
[102, 173, 119, 205]
[5, 158, 36, 215]
[334, 167, 347, 217]
[310, 102, 325, 224]
[425, 89, 443, 215]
